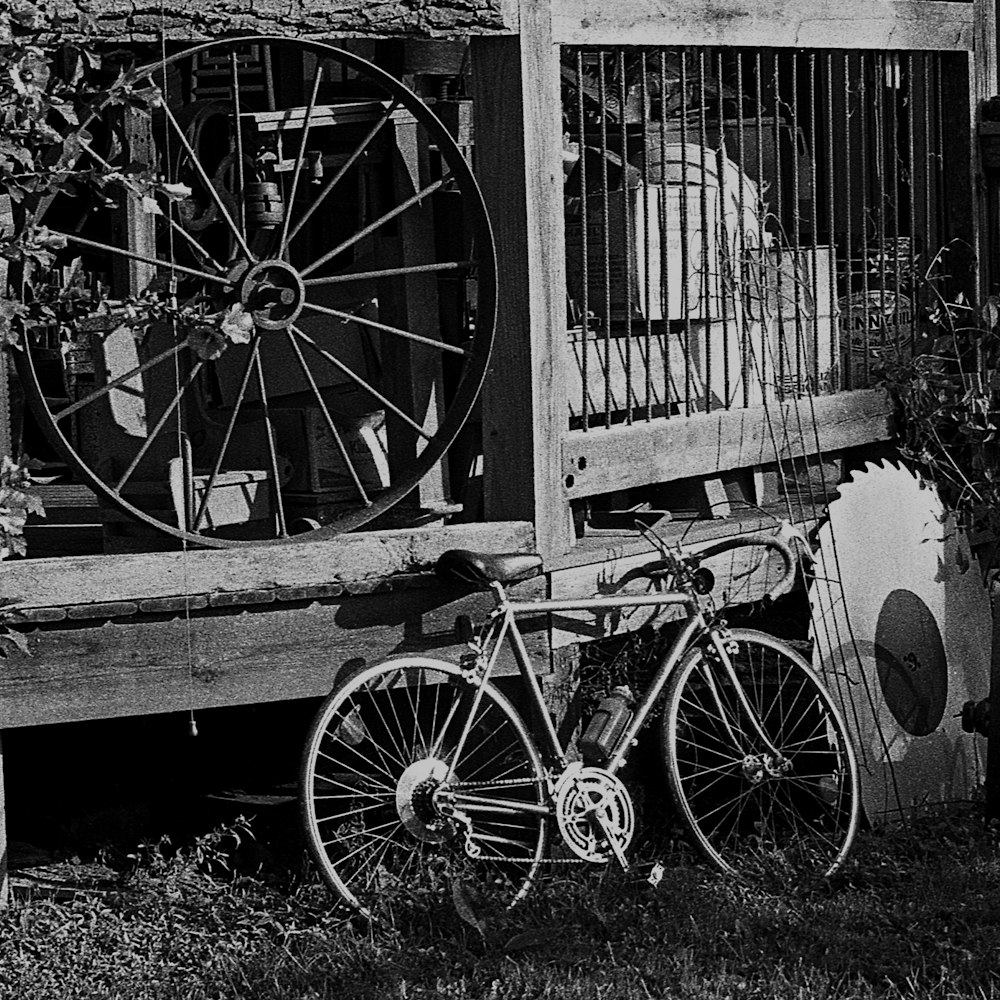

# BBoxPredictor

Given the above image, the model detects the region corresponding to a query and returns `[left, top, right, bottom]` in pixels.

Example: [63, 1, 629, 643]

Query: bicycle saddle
[435, 549, 544, 587]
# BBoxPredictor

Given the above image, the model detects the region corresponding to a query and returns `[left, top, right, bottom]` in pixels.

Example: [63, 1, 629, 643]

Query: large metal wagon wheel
[15, 37, 496, 546]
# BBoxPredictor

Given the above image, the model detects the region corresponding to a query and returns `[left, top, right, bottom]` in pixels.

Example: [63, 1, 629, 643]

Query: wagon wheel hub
[236, 259, 306, 331]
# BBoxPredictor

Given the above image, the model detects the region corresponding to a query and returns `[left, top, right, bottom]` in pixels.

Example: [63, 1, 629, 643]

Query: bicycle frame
[446, 578, 780, 784]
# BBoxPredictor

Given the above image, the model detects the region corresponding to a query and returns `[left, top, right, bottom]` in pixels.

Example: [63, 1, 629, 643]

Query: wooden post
[377, 119, 449, 511]
[986, 579, 1000, 820]
[470, 0, 571, 561]
[0, 733, 8, 909]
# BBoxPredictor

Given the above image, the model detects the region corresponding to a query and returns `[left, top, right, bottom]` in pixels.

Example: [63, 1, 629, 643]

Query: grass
[2, 804, 1000, 999]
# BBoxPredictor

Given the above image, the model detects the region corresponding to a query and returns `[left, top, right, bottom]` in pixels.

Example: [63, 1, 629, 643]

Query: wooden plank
[561, 389, 893, 501]
[471, 1, 572, 561]
[1, 520, 534, 613]
[549, 0, 975, 50]
[0, 577, 548, 728]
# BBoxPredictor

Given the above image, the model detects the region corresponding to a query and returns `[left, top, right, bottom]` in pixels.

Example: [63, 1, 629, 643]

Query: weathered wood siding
[54, 0, 517, 39]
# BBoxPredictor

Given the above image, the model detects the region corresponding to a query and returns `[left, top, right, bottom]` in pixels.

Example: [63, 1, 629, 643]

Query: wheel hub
[236, 259, 305, 331]
[396, 758, 454, 843]
[741, 753, 793, 784]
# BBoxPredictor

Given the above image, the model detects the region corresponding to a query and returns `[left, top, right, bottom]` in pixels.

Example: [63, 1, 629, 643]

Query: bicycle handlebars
[643, 531, 799, 603]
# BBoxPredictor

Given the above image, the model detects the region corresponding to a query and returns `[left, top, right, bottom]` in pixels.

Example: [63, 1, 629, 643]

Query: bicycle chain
[443, 774, 601, 866]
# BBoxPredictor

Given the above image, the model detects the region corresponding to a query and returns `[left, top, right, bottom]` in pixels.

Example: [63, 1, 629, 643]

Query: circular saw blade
[809, 459, 989, 824]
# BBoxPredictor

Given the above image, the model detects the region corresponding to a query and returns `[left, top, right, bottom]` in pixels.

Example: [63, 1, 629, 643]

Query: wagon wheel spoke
[53, 341, 191, 423]
[299, 172, 453, 279]
[285, 98, 400, 251]
[303, 259, 472, 288]
[278, 63, 325, 258]
[57, 232, 232, 288]
[229, 48, 249, 237]
[114, 361, 205, 492]
[191, 333, 263, 534]
[17, 38, 495, 547]
[157, 99, 256, 262]
[283, 327, 372, 506]
[299, 300, 467, 356]
[76, 137, 228, 276]
[290, 324, 433, 442]
[251, 345, 288, 537]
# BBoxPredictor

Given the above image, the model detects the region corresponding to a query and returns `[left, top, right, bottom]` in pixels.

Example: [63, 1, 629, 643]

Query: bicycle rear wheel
[662, 628, 859, 879]
[300, 657, 548, 919]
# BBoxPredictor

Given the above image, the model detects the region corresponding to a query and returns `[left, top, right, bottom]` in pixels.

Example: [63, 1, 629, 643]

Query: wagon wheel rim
[16, 36, 496, 547]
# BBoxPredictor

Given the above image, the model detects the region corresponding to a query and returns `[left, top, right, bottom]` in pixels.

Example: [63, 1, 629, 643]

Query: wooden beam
[471, 1, 572, 561]
[549, 0, 975, 50]
[3, 520, 533, 613]
[561, 389, 893, 500]
[2, 577, 549, 728]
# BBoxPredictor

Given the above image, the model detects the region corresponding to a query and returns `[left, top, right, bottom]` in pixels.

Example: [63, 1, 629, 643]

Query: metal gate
[562, 46, 966, 431]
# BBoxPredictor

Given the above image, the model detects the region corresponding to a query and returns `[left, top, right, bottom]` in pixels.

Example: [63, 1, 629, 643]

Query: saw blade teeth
[806, 457, 990, 825]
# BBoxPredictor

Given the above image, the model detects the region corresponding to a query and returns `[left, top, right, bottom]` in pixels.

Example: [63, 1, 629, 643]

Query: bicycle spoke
[317, 742, 397, 788]
[299, 172, 453, 278]
[300, 299, 467, 356]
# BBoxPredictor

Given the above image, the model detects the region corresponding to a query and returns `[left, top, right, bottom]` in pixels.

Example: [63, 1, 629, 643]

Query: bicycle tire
[662, 628, 859, 879]
[300, 657, 548, 918]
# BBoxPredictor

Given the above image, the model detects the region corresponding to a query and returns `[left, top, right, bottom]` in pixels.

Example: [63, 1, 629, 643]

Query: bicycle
[300, 532, 860, 918]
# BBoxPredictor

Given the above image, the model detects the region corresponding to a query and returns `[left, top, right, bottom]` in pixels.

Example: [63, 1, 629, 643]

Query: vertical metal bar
[858, 51, 871, 386]
[889, 52, 902, 362]
[659, 50, 672, 418]
[756, 50, 768, 398]
[680, 50, 692, 417]
[843, 52, 854, 389]
[736, 49, 750, 408]
[874, 51, 888, 333]
[809, 52, 820, 393]
[772, 51, 786, 399]
[906, 52, 917, 352]
[619, 48, 634, 425]
[576, 50, 590, 430]
[640, 50, 652, 420]
[716, 48, 731, 409]
[826, 52, 838, 392]
[923, 52, 933, 288]
[598, 52, 612, 429]
[931, 52, 951, 286]
[698, 48, 712, 413]
[791, 50, 804, 397]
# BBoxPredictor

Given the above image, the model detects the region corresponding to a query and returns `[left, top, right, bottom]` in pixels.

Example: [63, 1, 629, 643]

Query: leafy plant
[881, 249, 1000, 531]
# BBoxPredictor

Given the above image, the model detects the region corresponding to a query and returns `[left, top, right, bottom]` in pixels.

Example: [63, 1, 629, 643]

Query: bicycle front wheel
[300, 657, 548, 918]
[662, 628, 859, 879]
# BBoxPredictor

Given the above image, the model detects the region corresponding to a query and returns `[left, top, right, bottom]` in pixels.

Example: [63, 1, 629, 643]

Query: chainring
[554, 764, 635, 864]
